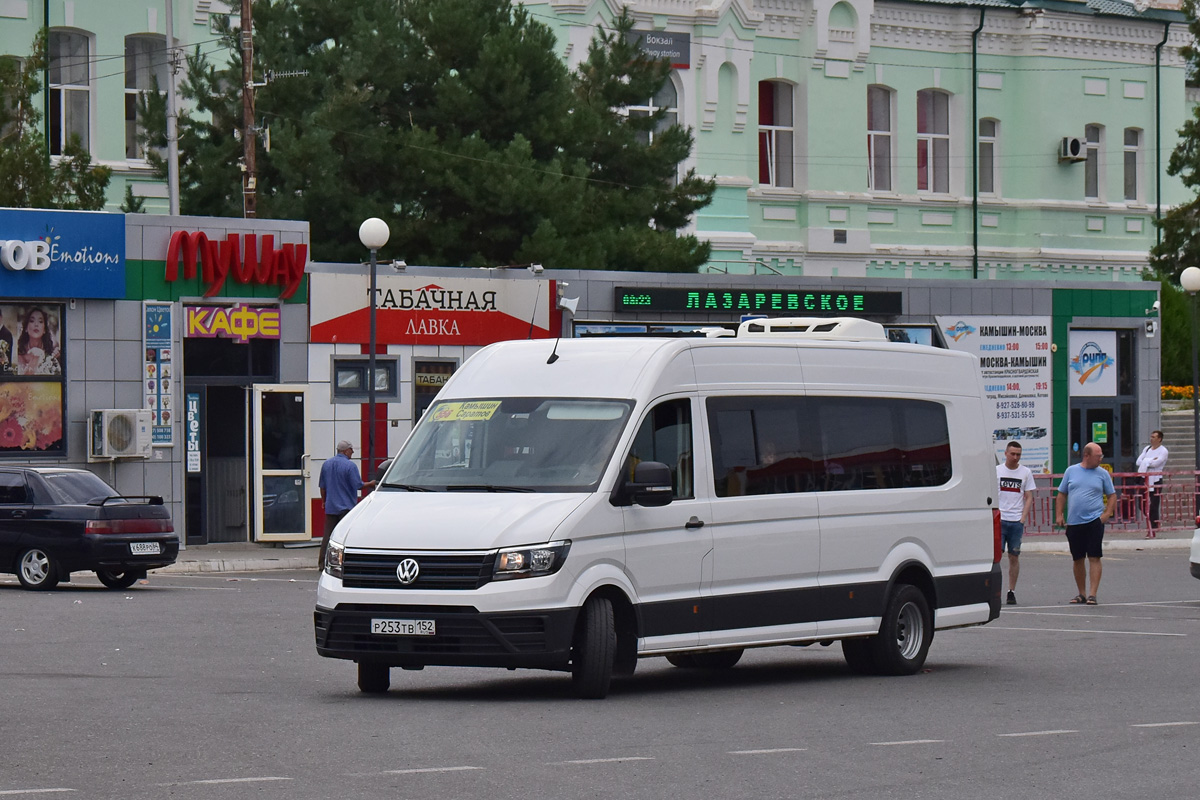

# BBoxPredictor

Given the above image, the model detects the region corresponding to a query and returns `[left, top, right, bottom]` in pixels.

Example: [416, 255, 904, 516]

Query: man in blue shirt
[1054, 442, 1116, 605]
[319, 440, 376, 565]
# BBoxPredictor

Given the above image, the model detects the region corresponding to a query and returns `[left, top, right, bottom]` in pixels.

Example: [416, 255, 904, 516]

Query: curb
[1022, 538, 1191, 553]
[157, 557, 317, 574]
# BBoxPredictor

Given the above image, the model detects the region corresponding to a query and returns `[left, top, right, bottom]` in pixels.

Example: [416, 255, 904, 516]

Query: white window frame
[48, 29, 93, 156]
[627, 78, 679, 147]
[978, 118, 999, 197]
[867, 85, 894, 192]
[125, 34, 169, 162]
[758, 80, 794, 189]
[1085, 123, 1104, 201]
[1123, 127, 1142, 204]
[916, 89, 950, 194]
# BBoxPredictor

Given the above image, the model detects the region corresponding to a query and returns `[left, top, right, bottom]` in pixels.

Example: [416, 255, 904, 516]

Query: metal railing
[1023, 470, 1198, 536]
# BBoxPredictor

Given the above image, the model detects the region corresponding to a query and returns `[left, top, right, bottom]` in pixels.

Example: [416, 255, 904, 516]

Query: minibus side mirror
[611, 461, 674, 508]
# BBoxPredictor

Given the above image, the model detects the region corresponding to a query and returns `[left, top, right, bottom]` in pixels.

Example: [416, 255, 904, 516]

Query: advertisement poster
[0, 208, 126, 298]
[186, 392, 201, 473]
[1068, 330, 1118, 397]
[0, 302, 66, 457]
[144, 302, 174, 445]
[937, 316, 1053, 473]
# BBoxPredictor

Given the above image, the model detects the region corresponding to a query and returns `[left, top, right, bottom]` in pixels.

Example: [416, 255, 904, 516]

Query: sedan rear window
[38, 471, 120, 505]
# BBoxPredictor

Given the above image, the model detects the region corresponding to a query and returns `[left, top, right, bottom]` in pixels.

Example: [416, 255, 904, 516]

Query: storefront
[0, 209, 310, 546]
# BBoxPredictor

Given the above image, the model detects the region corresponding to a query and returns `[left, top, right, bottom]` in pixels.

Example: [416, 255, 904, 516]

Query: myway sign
[0, 208, 126, 298]
[165, 231, 307, 299]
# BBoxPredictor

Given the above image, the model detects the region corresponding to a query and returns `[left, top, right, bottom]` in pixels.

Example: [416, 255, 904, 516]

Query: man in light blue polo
[1054, 442, 1116, 606]
[319, 440, 375, 565]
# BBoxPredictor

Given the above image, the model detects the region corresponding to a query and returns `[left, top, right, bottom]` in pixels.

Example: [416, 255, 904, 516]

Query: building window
[125, 34, 168, 160]
[628, 80, 678, 146]
[414, 359, 456, 420]
[867, 85, 893, 192]
[1085, 124, 1103, 200]
[916, 89, 950, 193]
[331, 357, 399, 402]
[1124, 127, 1142, 203]
[758, 80, 794, 188]
[48, 30, 90, 155]
[979, 118, 998, 195]
[1, 56, 24, 142]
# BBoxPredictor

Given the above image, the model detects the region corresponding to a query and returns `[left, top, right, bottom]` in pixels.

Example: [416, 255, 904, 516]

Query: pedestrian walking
[996, 441, 1035, 606]
[1054, 442, 1116, 606]
[1135, 430, 1168, 538]
[319, 440, 376, 565]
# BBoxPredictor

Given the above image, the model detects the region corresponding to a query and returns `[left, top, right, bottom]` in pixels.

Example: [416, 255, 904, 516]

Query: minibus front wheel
[571, 596, 616, 699]
[357, 662, 390, 694]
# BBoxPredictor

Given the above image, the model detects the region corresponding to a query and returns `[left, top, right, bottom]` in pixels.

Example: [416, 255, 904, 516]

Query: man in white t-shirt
[1135, 430, 1169, 538]
[996, 441, 1036, 605]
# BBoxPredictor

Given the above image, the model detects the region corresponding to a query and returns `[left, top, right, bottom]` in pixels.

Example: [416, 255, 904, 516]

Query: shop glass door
[252, 384, 310, 542]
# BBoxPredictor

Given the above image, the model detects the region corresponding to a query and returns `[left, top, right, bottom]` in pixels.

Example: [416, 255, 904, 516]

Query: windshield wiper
[381, 483, 430, 492]
[446, 484, 536, 493]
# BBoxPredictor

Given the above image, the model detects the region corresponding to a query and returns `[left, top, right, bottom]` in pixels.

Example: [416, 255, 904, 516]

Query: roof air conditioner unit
[1060, 136, 1086, 163]
[89, 409, 153, 460]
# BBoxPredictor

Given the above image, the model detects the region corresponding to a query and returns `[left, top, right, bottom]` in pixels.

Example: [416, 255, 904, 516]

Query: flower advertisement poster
[0, 382, 65, 455]
[0, 301, 67, 457]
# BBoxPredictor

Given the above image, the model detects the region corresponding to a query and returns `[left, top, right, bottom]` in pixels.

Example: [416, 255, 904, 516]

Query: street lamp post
[1180, 267, 1200, 516]
[358, 218, 390, 478]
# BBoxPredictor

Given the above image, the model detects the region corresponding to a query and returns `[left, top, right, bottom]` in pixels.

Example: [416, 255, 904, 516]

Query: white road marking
[383, 766, 483, 775]
[729, 748, 807, 755]
[0, 791, 76, 796]
[997, 730, 1078, 738]
[1003, 611, 1165, 621]
[981, 626, 1185, 637]
[1131, 721, 1199, 728]
[559, 757, 655, 765]
[869, 739, 943, 746]
[156, 777, 291, 786]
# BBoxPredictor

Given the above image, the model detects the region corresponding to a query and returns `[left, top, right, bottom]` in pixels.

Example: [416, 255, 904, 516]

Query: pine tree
[0, 31, 111, 211]
[147, 0, 713, 269]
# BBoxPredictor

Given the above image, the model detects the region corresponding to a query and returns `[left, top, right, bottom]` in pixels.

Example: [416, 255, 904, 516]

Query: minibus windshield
[381, 398, 634, 492]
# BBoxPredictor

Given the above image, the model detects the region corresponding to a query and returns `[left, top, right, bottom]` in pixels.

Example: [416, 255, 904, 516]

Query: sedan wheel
[17, 548, 60, 591]
[96, 570, 141, 590]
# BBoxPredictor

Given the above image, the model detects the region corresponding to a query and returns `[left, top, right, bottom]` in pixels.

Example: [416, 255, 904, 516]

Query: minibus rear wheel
[571, 596, 615, 699]
[357, 662, 390, 694]
[869, 584, 932, 675]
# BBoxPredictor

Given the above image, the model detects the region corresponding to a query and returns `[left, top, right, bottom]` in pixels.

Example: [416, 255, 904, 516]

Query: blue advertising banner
[0, 209, 126, 298]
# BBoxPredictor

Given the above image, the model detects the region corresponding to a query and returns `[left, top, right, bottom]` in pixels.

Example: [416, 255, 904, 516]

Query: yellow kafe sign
[428, 401, 501, 422]
[185, 304, 281, 344]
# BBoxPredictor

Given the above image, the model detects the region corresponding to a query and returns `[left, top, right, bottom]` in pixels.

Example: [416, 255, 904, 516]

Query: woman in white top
[1135, 430, 1168, 537]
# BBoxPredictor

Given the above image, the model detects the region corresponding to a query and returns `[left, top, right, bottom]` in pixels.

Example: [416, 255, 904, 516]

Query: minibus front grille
[342, 552, 497, 590]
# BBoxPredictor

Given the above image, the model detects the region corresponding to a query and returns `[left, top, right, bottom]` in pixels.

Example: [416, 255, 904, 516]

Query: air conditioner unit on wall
[89, 410, 153, 461]
[1060, 136, 1086, 163]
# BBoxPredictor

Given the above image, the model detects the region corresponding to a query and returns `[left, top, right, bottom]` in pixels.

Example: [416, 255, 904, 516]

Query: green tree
[149, 0, 712, 268]
[0, 31, 111, 210]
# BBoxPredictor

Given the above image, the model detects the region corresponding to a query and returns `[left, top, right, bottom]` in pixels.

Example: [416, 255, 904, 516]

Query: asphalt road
[2, 551, 1198, 800]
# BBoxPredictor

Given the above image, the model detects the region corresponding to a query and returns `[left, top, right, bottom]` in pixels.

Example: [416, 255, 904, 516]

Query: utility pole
[240, 0, 257, 218]
[164, 0, 180, 215]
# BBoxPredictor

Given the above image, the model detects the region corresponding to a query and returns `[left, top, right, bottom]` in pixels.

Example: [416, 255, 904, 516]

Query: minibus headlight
[325, 540, 345, 579]
[493, 541, 570, 581]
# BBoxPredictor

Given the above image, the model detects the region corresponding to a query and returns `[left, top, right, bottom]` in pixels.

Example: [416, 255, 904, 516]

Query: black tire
[357, 662, 390, 694]
[841, 638, 876, 674]
[667, 649, 743, 669]
[16, 548, 60, 591]
[571, 596, 615, 699]
[866, 584, 933, 676]
[96, 570, 141, 590]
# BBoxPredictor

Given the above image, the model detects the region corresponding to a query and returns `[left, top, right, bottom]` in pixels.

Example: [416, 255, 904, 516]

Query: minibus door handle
[685, 516, 705, 530]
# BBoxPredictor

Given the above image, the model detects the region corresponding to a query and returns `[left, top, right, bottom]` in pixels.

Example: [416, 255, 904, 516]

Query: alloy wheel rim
[21, 551, 49, 584]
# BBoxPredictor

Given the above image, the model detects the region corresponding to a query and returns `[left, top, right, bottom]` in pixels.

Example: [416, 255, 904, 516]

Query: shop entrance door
[252, 384, 310, 542]
[1070, 402, 1122, 470]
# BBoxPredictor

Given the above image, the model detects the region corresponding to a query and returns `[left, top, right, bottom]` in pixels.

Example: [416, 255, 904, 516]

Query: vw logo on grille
[396, 558, 420, 585]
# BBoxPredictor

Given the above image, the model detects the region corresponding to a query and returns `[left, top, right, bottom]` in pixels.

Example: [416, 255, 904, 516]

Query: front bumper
[314, 603, 578, 670]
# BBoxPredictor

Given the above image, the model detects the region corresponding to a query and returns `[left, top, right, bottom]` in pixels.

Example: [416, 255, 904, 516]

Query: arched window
[49, 29, 91, 155]
[758, 80, 794, 188]
[979, 118, 998, 196]
[125, 34, 169, 160]
[867, 85, 893, 191]
[916, 89, 950, 193]
[628, 79, 678, 147]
